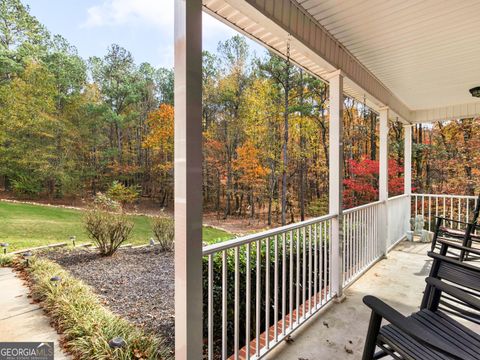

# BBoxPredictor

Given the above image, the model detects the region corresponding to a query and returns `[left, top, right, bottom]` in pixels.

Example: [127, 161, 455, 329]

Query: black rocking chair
[431, 194, 480, 261]
[362, 242, 480, 359]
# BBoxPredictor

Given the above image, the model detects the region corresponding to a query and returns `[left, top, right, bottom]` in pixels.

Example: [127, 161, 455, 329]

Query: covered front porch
[173, 1, 480, 359]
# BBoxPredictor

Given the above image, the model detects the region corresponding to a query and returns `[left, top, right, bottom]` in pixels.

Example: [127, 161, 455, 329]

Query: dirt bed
[43, 247, 175, 353]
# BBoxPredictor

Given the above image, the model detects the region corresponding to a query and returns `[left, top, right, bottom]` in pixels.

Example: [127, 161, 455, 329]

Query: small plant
[84, 194, 133, 256]
[152, 217, 174, 252]
[93, 192, 122, 212]
[11, 175, 42, 197]
[0, 254, 14, 267]
[106, 181, 140, 208]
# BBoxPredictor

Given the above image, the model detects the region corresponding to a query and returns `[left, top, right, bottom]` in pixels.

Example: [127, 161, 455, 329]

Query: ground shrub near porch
[20, 256, 171, 359]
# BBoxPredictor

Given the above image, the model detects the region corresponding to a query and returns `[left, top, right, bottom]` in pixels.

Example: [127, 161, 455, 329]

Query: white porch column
[404, 125, 412, 195]
[328, 71, 344, 298]
[379, 108, 389, 256]
[404, 124, 413, 237]
[174, 1, 203, 359]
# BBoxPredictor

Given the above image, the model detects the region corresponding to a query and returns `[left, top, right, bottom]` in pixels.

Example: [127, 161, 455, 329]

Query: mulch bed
[43, 247, 175, 353]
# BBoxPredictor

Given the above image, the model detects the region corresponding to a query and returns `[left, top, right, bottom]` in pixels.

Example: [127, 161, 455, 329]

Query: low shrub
[0, 254, 14, 267]
[11, 175, 42, 197]
[93, 192, 122, 212]
[84, 198, 134, 256]
[106, 181, 140, 208]
[24, 257, 169, 359]
[152, 217, 174, 252]
[84, 209, 133, 256]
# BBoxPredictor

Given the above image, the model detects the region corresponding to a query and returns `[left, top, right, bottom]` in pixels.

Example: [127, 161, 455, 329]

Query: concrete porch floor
[268, 241, 434, 360]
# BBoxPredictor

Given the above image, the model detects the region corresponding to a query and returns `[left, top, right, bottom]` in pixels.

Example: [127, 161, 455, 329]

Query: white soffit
[299, 0, 480, 114]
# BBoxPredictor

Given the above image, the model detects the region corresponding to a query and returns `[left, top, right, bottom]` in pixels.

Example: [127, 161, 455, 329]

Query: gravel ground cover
[43, 247, 175, 353]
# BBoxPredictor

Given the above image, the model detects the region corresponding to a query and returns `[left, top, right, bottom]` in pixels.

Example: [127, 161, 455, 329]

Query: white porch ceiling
[298, 0, 480, 111]
[203, 0, 480, 122]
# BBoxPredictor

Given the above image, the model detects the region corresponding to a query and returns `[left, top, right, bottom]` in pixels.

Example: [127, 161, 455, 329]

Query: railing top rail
[388, 193, 410, 201]
[412, 193, 477, 200]
[343, 200, 382, 215]
[202, 213, 337, 255]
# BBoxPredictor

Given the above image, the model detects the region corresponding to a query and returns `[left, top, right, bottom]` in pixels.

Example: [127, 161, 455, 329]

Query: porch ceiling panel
[299, 0, 480, 112]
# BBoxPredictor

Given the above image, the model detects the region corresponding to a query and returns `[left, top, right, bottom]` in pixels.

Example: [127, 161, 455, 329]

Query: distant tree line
[412, 120, 480, 196]
[0, 0, 175, 206]
[7, 0, 478, 226]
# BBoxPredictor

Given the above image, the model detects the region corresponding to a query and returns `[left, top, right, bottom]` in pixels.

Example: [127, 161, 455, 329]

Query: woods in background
[412, 120, 480, 195]
[1, 0, 477, 227]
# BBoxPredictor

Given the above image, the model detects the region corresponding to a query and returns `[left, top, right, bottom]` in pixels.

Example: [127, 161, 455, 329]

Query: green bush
[152, 217, 174, 252]
[106, 181, 140, 208]
[307, 197, 329, 217]
[11, 175, 42, 197]
[84, 203, 134, 256]
[25, 257, 169, 359]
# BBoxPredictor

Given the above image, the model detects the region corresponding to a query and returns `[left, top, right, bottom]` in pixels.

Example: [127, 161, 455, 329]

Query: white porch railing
[343, 201, 382, 286]
[412, 194, 478, 231]
[203, 214, 336, 360]
[387, 194, 411, 250]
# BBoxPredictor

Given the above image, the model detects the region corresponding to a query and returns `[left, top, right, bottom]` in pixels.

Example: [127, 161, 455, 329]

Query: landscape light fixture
[108, 337, 126, 349]
[0, 243, 8, 254]
[469, 86, 480, 98]
[150, 238, 155, 246]
[23, 251, 33, 267]
[70, 236, 76, 247]
[50, 276, 62, 287]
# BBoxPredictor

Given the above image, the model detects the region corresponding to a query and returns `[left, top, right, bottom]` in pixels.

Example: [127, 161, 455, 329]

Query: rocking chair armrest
[426, 277, 480, 311]
[363, 296, 464, 359]
[436, 238, 480, 256]
[435, 216, 477, 228]
[442, 229, 480, 241]
[428, 251, 480, 273]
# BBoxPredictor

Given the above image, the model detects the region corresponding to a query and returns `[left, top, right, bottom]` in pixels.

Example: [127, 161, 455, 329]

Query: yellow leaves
[143, 104, 174, 151]
[143, 104, 174, 177]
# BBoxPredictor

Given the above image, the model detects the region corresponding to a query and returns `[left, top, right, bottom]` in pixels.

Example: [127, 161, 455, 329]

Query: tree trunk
[370, 112, 376, 160]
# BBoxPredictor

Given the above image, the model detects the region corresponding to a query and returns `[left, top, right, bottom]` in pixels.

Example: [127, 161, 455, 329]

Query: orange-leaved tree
[143, 104, 174, 206]
[233, 140, 269, 218]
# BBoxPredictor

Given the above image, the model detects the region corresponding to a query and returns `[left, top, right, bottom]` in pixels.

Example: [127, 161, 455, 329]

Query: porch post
[404, 125, 412, 195]
[404, 124, 413, 236]
[379, 107, 389, 256]
[174, 1, 203, 359]
[328, 71, 344, 298]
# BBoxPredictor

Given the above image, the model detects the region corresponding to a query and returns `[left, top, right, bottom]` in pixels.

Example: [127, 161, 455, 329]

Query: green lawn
[0, 201, 233, 252]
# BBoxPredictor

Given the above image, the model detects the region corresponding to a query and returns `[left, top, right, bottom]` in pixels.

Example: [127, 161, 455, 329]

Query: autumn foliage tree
[143, 103, 174, 207]
[344, 157, 404, 208]
[233, 140, 269, 218]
